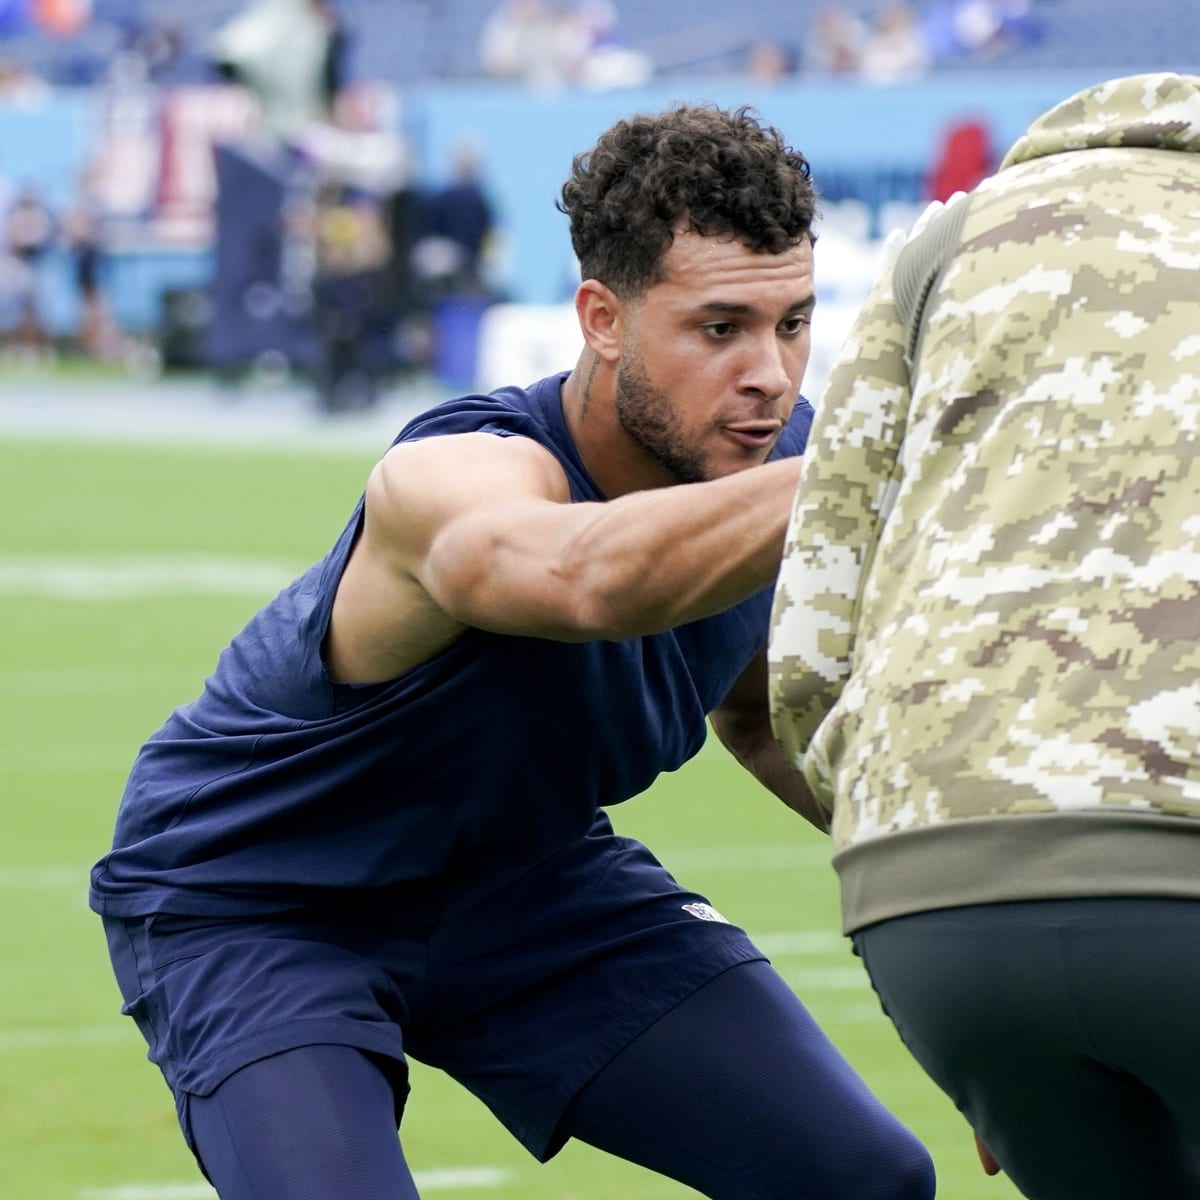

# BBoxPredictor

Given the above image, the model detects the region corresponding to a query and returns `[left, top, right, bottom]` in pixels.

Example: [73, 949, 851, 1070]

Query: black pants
[855, 897, 1200, 1200]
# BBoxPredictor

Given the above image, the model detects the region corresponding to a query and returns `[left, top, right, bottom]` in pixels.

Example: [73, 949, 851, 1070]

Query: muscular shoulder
[328, 432, 573, 683]
[370, 431, 571, 535]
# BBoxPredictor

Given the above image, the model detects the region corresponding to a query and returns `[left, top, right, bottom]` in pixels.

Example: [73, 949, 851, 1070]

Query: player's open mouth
[723, 422, 780, 449]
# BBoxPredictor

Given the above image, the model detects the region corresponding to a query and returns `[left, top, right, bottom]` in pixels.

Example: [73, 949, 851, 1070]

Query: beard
[614, 349, 711, 484]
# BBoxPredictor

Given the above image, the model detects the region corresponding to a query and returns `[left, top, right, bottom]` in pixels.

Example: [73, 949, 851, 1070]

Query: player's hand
[975, 1130, 1002, 1176]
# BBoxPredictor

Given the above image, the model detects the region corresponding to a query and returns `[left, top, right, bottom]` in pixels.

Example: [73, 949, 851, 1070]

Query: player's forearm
[744, 737, 830, 833]
[541, 456, 806, 640]
[426, 455, 804, 642]
[712, 700, 831, 834]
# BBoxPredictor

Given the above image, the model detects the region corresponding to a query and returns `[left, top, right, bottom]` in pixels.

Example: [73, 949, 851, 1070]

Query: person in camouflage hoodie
[770, 72, 1200, 1199]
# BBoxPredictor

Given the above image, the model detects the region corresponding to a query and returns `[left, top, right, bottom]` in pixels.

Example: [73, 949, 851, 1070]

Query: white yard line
[752, 929, 846, 955]
[410, 1169, 514, 1191]
[0, 1025, 131, 1051]
[0, 556, 304, 600]
[80, 1188, 215, 1200]
[0, 864, 88, 888]
[804, 1001, 888, 1024]
[783, 966, 873, 992]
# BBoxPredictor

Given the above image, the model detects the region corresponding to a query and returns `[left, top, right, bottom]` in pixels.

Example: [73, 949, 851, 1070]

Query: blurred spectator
[922, 0, 1041, 65]
[122, 20, 189, 84]
[990, 0, 1041, 55]
[381, 179, 435, 357]
[479, 0, 576, 87]
[211, 0, 340, 135]
[478, 0, 648, 90]
[310, 178, 394, 411]
[32, 0, 89, 38]
[314, 182, 389, 277]
[6, 184, 54, 266]
[2, 183, 55, 358]
[61, 165, 122, 360]
[430, 141, 496, 294]
[572, 0, 654, 89]
[0, 57, 50, 102]
[801, 5, 867, 77]
[744, 39, 796, 85]
[861, 2, 930, 84]
[299, 81, 408, 196]
[315, 0, 350, 108]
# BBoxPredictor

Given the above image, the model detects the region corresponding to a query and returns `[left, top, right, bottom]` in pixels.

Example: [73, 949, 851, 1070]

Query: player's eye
[779, 314, 812, 336]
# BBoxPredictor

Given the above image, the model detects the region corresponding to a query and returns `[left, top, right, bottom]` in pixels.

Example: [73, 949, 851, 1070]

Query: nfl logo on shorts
[682, 902, 729, 923]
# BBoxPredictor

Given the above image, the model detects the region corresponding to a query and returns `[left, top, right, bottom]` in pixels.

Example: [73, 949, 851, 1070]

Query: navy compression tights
[188, 960, 934, 1200]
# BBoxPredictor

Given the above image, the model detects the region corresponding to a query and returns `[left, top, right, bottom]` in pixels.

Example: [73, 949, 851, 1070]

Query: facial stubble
[614, 348, 711, 485]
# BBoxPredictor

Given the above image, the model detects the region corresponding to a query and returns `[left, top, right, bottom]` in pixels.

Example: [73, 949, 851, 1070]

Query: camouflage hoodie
[770, 73, 1200, 934]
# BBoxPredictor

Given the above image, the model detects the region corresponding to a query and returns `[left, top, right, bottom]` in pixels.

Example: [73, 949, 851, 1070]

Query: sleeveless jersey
[91, 372, 812, 918]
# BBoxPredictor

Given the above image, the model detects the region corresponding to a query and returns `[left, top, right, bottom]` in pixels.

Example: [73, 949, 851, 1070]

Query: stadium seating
[0, 0, 1195, 89]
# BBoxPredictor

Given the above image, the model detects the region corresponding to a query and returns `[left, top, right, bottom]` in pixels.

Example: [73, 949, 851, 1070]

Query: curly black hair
[557, 103, 817, 299]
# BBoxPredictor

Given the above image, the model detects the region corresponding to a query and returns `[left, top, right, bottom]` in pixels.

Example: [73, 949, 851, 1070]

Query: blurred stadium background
[0, 0, 1194, 413]
[0, 3, 1196, 1198]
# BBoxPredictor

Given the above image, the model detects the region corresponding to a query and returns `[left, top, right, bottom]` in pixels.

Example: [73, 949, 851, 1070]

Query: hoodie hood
[1001, 72, 1200, 171]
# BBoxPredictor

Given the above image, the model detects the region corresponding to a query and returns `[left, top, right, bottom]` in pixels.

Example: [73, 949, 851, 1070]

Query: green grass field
[0, 420, 1025, 1200]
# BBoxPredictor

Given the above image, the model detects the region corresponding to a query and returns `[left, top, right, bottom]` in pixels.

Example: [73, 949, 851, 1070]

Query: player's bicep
[363, 432, 588, 634]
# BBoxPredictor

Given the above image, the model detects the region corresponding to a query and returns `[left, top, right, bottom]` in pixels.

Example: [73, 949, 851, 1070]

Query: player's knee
[851, 1129, 936, 1200]
[753, 1125, 934, 1200]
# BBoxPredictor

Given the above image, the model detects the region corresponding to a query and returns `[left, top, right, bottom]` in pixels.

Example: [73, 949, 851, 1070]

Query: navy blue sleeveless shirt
[90, 373, 813, 919]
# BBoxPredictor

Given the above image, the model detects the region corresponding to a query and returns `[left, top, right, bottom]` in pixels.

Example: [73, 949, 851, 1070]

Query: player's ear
[575, 279, 624, 364]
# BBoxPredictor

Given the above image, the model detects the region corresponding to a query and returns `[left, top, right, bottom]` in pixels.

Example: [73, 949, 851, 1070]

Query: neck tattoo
[580, 354, 599, 422]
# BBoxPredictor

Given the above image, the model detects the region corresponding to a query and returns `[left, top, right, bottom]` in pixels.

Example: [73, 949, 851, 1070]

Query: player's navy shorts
[102, 811, 766, 1162]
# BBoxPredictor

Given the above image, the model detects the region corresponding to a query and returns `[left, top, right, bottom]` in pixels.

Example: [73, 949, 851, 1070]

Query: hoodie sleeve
[768, 261, 913, 808]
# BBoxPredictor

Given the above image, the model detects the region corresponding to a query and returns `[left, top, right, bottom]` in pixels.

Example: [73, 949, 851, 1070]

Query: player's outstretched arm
[389, 432, 801, 639]
[325, 431, 804, 684]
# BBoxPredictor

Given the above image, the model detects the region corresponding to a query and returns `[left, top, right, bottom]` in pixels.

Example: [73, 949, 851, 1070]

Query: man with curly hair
[91, 103, 934, 1200]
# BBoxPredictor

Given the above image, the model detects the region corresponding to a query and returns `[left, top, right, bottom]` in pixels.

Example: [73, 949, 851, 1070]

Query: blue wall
[407, 70, 1116, 304]
[0, 90, 95, 209]
[0, 68, 1151, 332]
